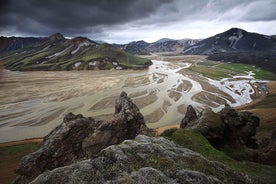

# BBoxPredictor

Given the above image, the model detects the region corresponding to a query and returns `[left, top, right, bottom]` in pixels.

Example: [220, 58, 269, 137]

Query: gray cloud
[0, 0, 170, 35]
[0, 0, 275, 42]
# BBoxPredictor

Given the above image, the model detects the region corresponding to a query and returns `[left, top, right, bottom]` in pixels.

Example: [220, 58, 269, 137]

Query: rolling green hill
[0, 34, 152, 71]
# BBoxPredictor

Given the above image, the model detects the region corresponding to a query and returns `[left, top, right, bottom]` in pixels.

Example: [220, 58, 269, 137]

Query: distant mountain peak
[129, 40, 149, 44]
[227, 27, 244, 32]
[70, 36, 94, 43]
[49, 33, 65, 41]
[184, 27, 276, 55]
[155, 38, 175, 43]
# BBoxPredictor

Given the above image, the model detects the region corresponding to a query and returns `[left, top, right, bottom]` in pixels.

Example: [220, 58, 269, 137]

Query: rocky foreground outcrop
[15, 92, 156, 182]
[180, 104, 259, 149]
[29, 135, 250, 184]
[14, 93, 275, 183]
[180, 104, 276, 165]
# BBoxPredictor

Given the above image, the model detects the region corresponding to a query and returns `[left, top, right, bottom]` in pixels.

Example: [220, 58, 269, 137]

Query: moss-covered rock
[29, 135, 251, 184]
[189, 109, 224, 146]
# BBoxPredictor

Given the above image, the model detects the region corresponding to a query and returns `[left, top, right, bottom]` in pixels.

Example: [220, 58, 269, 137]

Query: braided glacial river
[0, 56, 264, 142]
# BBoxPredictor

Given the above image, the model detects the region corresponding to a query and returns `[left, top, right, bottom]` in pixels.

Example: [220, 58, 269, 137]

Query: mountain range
[114, 38, 200, 55]
[1, 28, 275, 72]
[0, 33, 151, 71]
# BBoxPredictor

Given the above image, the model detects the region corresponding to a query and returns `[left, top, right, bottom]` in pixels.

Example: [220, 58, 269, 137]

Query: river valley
[0, 55, 267, 142]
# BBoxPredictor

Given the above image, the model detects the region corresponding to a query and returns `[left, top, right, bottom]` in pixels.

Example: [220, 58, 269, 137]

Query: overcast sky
[0, 0, 275, 43]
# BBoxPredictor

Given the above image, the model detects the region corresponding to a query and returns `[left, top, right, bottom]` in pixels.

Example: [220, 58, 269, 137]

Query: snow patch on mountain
[228, 29, 243, 49]
[71, 41, 94, 55]
[89, 61, 97, 66]
[46, 45, 73, 58]
[184, 43, 206, 53]
[33, 45, 51, 55]
[74, 62, 82, 67]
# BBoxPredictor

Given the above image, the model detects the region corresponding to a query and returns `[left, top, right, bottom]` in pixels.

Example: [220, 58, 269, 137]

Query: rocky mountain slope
[14, 92, 276, 184]
[184, 28, 276, 55]
[0, 34, 152, 71]
[0, 36, 46, 53]
[115, 38, 200, 55]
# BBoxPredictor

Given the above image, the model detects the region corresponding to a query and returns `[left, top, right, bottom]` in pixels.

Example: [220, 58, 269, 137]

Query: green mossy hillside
[1, 38, 152, 71]
[161, 128, 276, 184]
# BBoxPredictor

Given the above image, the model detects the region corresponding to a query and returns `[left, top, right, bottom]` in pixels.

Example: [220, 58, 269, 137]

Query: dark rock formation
[180, 105, 197, 128]
[29, 135, 250, 184]
[257, 127, 276, 165]
[16, 113, 96, 179]
[180, 104, 259, 149]
[15, 92, 156, 182]
[220, 104, 259, 148]
[82, 91, 156, 156]
[193, 109, 224, 145]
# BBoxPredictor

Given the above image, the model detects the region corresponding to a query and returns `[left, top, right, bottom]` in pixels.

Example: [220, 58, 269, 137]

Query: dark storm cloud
[0, 0, 170, 35]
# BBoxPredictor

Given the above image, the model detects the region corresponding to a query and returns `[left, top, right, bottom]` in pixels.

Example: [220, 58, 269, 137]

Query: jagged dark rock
[180, 105, 197, 128]
[29, 135, 250, 184]
[15, 92, 156, 182]
[15, 113, 96, 180]
[220, 104, 260, 148]
[82, 91, 155, 157]
[181, 104, 259, 148]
